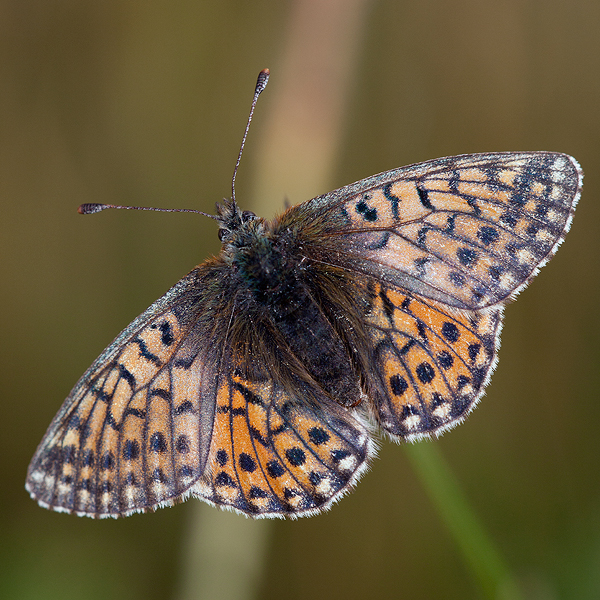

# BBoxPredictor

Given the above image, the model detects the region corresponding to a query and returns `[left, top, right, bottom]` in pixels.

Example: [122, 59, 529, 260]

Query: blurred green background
[2, 1, 599, 599]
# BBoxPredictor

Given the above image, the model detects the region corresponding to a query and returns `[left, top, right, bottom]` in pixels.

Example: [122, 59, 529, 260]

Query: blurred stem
[404, 442, 523, 600]
[175, 505, 271, 600]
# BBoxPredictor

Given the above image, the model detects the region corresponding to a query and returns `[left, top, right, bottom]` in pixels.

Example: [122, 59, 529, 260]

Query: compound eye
[218, 228, 227, 241]
[241, 210, 256, 222]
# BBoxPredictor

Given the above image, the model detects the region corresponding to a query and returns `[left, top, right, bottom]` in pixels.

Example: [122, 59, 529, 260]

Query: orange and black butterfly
[26, 70, 582, 518]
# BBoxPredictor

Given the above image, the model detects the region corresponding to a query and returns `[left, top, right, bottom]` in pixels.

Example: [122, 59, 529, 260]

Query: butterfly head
[215, 198, 259, 243]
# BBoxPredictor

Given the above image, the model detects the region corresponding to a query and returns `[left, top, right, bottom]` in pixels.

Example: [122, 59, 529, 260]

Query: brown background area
[2, 1, 599, 599]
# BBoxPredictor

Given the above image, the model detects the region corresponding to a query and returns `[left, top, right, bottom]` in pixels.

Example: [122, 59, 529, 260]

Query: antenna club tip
[256, 69, 270, 94]
[78, 203, 106, 214]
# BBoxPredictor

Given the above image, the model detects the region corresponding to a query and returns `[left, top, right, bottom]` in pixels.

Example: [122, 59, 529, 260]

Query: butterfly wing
[362, 280, 502, 440]
[189, 364, 373, 517]
[26, 266, 224, 517]
[297, 152, 581, 310]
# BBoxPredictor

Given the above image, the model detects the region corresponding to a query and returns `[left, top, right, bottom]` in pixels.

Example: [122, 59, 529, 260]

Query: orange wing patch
[365, 281, 501, 440]
[194, 371, 373, 517]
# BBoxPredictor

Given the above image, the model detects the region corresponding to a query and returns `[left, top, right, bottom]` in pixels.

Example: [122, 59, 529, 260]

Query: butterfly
[26, 70, 582, 519]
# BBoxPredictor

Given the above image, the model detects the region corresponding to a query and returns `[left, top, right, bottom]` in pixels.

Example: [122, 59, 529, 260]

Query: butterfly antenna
[79, 69, 270, 219]
[231, 68, 270, 204]
[78, 203, 218, 219]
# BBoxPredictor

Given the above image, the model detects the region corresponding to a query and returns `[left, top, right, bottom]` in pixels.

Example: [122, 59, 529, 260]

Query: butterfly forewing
[312, 152, 580, 310]
[26, 269, 215, 517]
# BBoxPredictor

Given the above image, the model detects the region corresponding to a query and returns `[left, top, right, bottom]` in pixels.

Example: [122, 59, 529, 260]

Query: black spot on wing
[133, 337, 161, 366]
[416, 184, 433, 209]
[356, 198, 378, 222]
[382, 183, 400, 218]
[159, 321, 175, 346]
[119, 364, 136, 388]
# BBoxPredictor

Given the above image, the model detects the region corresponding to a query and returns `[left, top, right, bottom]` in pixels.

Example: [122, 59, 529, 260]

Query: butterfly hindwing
[190, 355, 374, 517]
[362, 280, 502, 440]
